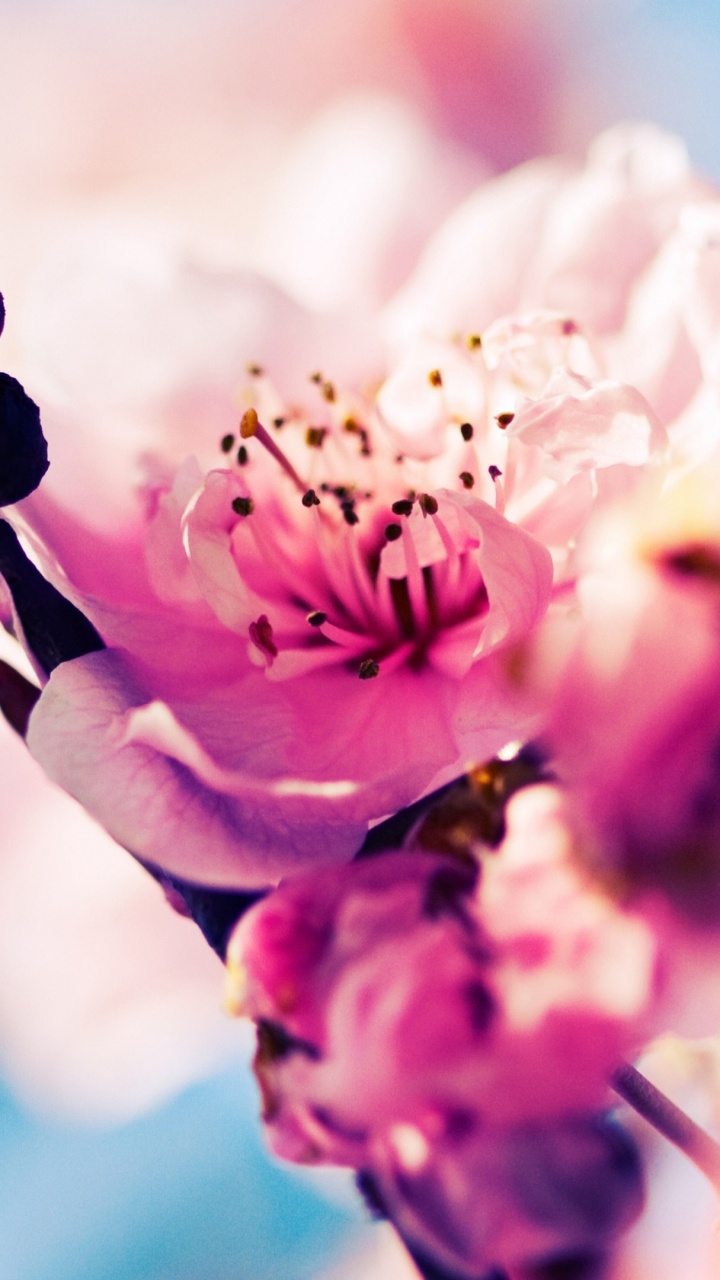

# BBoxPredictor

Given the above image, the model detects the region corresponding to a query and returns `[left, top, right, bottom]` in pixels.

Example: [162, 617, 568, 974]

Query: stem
[611, 1060, 720, 1189]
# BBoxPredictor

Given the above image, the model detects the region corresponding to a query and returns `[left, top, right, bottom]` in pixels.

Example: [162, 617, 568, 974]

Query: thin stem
[611, 1060, 720, 1189]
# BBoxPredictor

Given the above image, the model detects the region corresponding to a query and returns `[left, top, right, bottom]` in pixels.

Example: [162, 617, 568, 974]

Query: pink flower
[525, 462, 720, 932]
[6, 124, 703, 895]
[227, 783, 653, 1273]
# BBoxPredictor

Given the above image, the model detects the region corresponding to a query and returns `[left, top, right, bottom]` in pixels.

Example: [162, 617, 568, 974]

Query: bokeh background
[1, 1, 720, 1277]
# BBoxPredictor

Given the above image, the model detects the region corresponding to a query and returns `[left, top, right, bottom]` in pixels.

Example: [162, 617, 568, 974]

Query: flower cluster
[4, 121, 720, 1277]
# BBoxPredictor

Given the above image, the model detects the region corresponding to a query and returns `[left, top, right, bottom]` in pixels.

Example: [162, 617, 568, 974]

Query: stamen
[428, 369, 443, 387]
[273, 417, 286, 429]
[488, 465, 505, 515]
[459, 471, 474, 489]
[237, 445, 248, 466]
[240, 407, 307, 492]
[232, 496, 254, 517]
[385, 523, 402, 542]
[460, 422, 474, 442]
[496, 412, 514, 429]
[391, 498, 414, 517]
[418, 493, 439, 517]
[358, 658, 380, 679]
[466, 333, 482, 350]
[249, 614, 278, 664]
[220, 433, 235, 454]
[307, 611, 327, 627]
[302, 488, 321, 508]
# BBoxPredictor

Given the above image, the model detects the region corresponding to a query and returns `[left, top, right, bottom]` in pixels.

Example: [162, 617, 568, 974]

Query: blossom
[0, 126, 705, 901]
[226, 783, 653, 1274]
[523, 461, 720, 933]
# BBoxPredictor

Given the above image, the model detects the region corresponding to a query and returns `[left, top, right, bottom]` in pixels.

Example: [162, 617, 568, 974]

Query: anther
[249, 614, 277, 660]
[459, 471, 475, 489]
[247, 363, 264, 376]
[237, 445, 248, 466]
[232, 496, 254, 517]
[321, 381, 335, 403]
[488, 465, 502, 480]
[460, 423, 474, 441]
[240, 409, 307, 491]
[496, 412, 514, 428]
[418, 493, 439, 517]
[273, 417, 285, 429]
[391, 498, 414, 517]
[385, 523, 402, 542]
[220, 433, 235, 453]
[307, 611, 327, 627]
[342, 506, 359, 526]
[466, 333, 482, 350]
[302, 488, 321, 508]
[309, 372, 323, 384]
[359, 658, 380, 679]
[306, 427, 327, 448]
[240, 407, 259, 438]
[428, 369, 443, 387]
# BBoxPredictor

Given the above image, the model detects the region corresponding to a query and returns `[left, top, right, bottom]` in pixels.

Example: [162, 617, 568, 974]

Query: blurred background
[1, 1, 720, 1276]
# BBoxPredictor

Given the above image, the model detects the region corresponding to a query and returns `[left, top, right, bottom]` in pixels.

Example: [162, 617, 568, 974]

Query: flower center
[212, 366, 499, 681]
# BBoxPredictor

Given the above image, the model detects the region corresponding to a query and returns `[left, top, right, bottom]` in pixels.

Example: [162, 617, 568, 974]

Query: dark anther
[247, 363, 264, 376]
[466, 333, 482, 349]
[309, 371, 323, 384]
[460, 422, 474, 441]
[358, 658, 380, 679]
[342, 507, 359, 526]
[273, 417, 285, 429]
[220, 433, 235, 453]
[385, 523, 402, 542]
[418, 493, 439, 516]
[305, 426, 327, 448]
[496, 412, 515, 428]
[231, 496, 254, 517]
[459, 471, 474, 489]
[237, 445, 248, 466]
[302, 488, 321, 508]
[248, 614, 278, 660]
[0, 373, 50, 504]
[307, 611, 327, 627]
[391, 498, 414, 517]
[488, 465, 502, 480]
[0, 292, 4, 337]
[321, 381, 335, 403]
[428, 368, 443, 387]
